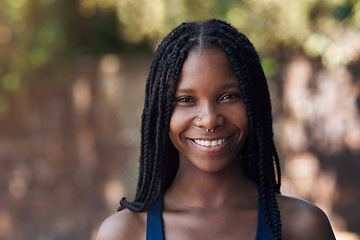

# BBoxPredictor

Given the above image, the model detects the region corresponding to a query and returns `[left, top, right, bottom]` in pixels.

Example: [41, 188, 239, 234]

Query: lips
[191, 137, 229, 147]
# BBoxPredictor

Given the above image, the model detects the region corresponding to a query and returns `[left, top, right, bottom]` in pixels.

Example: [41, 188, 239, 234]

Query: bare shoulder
[276, 194, 336, 240]
[95, 209, 147, 240]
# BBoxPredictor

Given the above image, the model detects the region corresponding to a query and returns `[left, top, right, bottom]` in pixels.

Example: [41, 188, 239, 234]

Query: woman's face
[169, 47, 249, 173]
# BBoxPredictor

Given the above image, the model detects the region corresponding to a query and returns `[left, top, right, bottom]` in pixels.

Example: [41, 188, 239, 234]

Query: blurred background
[0, 0, 359, 239]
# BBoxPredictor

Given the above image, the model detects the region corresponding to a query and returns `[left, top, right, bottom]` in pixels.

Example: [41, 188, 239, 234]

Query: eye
[220, 93, 242, 101]
[174, 96, 196, 104]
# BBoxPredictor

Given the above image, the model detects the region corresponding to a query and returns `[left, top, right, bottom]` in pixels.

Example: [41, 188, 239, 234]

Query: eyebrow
[176, 88, 195, 93]
[220, 83, 241, 89]
[176, 83, 240, 93]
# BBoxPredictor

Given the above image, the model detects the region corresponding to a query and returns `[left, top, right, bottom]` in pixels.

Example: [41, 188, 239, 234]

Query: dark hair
[118, 19, 282, 239]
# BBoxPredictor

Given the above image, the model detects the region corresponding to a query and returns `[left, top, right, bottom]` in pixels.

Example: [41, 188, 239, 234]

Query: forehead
[184, 47, 230, 68]
[177, 47, 238, 89]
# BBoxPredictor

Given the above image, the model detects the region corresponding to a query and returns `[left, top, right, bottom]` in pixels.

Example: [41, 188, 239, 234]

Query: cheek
[169, 119, 184, 153]
[169, 109, 188, 140]
[241, 114, 249, 129]
[231, 109, 249, 142]
[169, 106, 193, 128]
[169, 119, 177, 143]
[232, 105, 249, 129]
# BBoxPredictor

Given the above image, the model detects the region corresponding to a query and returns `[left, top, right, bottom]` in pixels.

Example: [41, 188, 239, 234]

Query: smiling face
[169, 47, 249, 173]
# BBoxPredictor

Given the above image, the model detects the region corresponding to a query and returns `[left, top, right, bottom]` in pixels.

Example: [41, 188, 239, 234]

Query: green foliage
[261, 58, 279, 78]
[332, 1, 353, 21]
[0, 0, 359, 100]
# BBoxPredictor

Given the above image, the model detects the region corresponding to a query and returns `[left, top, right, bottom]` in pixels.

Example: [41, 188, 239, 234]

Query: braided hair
[118, 19, 282, 239]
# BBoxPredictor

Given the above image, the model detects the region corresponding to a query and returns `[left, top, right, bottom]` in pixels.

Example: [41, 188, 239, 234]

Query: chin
[189, 156, 239, 174]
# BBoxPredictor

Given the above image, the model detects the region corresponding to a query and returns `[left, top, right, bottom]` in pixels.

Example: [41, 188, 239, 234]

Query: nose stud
[198, 118, 214, 132]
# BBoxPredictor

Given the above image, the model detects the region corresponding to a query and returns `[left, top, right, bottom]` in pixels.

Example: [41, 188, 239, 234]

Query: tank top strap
[146, 191, 275, 240]
[146, 195, 165, 240]
[255, 188, 276, 240]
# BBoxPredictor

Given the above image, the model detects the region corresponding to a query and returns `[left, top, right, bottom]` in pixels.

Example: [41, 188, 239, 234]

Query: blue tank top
[146, 191, 275, 240]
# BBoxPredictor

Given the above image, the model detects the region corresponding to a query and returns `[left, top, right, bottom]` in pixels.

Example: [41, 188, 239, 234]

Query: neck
[165, 159, 257, 208]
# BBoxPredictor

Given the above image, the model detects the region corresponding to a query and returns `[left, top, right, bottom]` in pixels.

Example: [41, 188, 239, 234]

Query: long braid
[118, 19, 283, 239]
[246, 39, 282, 238]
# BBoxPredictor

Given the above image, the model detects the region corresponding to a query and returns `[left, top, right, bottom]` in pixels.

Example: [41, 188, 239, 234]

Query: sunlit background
[0, 0, 359, 239]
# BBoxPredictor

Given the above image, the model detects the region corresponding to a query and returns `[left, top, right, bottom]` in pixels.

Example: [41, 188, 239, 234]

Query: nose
[194, 101, 224, 131]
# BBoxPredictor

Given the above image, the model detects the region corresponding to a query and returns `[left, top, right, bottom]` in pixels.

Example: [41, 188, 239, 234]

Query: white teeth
[194, 138, 227, 147]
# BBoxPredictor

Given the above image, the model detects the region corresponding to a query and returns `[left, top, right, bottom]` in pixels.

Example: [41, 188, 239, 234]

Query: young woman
[96, 19, 336, 240]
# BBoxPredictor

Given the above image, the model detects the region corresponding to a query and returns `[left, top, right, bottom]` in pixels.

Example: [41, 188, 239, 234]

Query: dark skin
[96, 48, 336, 240]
